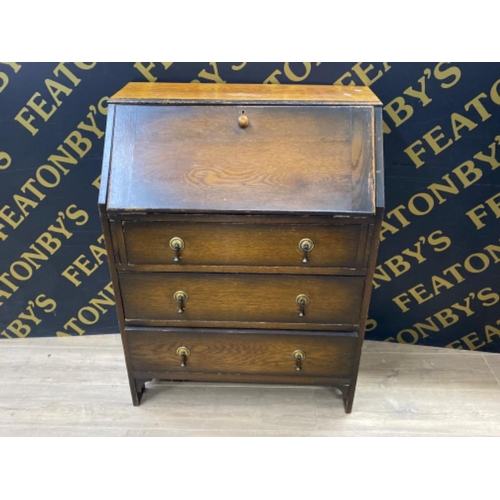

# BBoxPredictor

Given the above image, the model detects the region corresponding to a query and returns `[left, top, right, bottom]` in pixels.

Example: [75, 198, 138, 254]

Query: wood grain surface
[109, 83, 382, 106]
[119, 272, 364, 329]
[121, 220, 366, 270]
[126, 328, 357, 378]
[107, 105, 375, 214]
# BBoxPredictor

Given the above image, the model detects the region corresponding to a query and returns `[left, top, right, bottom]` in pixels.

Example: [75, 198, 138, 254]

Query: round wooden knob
[238, 114, 249, 128]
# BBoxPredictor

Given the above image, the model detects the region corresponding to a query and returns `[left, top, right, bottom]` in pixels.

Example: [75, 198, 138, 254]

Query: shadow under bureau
[99, 83, 384, 413]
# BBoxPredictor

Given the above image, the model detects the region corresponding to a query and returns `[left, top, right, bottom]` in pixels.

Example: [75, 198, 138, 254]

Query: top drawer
[118, 219, 368, 272]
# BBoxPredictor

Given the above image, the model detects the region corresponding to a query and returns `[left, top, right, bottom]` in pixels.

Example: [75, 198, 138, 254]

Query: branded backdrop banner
[0, 62, 499, 352]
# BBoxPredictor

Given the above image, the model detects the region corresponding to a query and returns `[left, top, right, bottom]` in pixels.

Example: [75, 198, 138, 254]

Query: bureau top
[102, 83, 384, 216]
[109, 83, 382, 106]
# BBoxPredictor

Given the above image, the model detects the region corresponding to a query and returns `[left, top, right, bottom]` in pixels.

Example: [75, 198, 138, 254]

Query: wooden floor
[1, 334, 500, 436]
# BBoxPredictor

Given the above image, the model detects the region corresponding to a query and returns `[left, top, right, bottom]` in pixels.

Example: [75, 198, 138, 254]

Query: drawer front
[120, 272, 364, 329]
[126, 328, 358, 379]
[122, 221, 365, 270]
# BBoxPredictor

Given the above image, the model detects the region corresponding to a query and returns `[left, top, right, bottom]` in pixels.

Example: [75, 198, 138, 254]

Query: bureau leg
[338, 385, 351, 414]
[343, 381, 357, 414]
[131, 378, 150, 406]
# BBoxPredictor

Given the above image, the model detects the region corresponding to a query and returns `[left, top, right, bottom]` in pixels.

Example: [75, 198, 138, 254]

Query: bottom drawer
[126, 328, 358, 380]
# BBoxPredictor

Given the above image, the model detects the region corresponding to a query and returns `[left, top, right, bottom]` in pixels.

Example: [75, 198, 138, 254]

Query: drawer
[121, 220, 366, 270]
[126, 328, 358, 380]
[120, 272, 364, 329]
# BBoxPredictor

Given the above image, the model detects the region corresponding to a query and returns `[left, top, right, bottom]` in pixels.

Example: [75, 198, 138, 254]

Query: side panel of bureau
[126, 327, 358, 381]
[120, 272, 364, 329]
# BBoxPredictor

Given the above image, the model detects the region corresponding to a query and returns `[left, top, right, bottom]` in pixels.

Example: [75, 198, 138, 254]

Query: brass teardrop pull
[299, 238, 315, 263]
[176, 346, 191, 367]
[296, 294, 310, 317]
[292, 350, 305, 371]
[174, 291, 188, 313]
[169, 237, 185, 263]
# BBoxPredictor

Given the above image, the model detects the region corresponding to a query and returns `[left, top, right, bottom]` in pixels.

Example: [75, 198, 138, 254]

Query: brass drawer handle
[174, 290, 188, 313]
[292, 350, 306, 371]
[176, 346, 191, 367]
[169, 237, 184, 262]
[298, 238, 315, 263]
[296, 294, 310, 317]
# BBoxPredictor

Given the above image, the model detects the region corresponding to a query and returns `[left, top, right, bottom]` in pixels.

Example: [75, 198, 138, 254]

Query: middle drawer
[120, 273, 364, 330]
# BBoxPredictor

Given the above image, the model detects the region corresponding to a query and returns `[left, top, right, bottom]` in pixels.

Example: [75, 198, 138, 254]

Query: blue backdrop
[1, 62, 499, 352]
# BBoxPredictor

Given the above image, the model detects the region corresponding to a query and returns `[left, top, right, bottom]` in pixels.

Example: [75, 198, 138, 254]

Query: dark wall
[1, 62, 499, 352]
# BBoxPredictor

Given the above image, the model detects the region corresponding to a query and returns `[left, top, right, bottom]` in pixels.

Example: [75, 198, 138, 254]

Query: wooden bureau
[99, 83, 384, 413]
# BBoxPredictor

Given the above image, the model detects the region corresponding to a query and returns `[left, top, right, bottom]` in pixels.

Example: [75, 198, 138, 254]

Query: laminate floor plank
[33, 385, 319, 432]
[1, 335, 499, 436]
[357, 352, 499, 390]
[0, 425, 129, 437]
[361, 341, 458, 355]
[483, 354, 500, 386]
[0, 346, 128, 386]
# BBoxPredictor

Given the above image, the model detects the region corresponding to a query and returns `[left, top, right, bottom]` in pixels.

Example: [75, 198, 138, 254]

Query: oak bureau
[99, 83, 384, 413]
